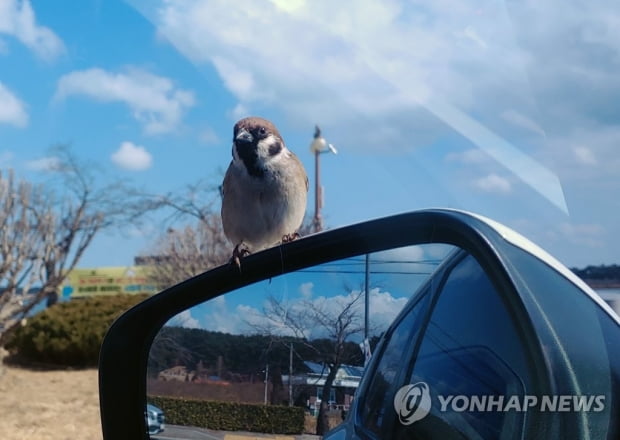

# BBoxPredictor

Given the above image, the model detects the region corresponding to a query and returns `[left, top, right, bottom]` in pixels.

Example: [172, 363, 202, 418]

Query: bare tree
[143, 218, 230, 290]
[134, 178, 232, 288]
[260, 289, 365, 435]
[0, 146, 149, 352]
[136, 178, 223, 226]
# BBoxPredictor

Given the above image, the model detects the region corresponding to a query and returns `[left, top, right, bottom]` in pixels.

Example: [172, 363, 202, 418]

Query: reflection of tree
[258, 290, 365, 436]
[148, 327, 309, 379]
[364, 371, 391, 433]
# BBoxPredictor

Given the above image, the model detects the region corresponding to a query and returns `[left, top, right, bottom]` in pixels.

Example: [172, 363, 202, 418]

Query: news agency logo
[393, 382, 432, 425]
[394, 382, 606, 425]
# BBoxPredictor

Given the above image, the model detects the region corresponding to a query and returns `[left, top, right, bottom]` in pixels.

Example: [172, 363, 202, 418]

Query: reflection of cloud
[368, 288, 408, 332]
[299, 282, 313, 299]
[375, 245, 425, 262]
[167, 310, 200, 329]
[196, 286, 409, 337]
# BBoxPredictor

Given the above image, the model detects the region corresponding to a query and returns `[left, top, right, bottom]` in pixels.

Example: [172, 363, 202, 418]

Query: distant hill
[571, 264, 620, 288]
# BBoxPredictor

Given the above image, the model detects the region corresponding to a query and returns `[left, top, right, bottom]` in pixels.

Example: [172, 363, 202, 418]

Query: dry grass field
[0, 365, 340, 439]
[0, 366, 101, 440]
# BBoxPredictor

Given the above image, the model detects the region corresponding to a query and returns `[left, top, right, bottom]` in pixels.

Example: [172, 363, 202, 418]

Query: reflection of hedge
[149, 396, 305, 434]
[6, 294, 149, 367]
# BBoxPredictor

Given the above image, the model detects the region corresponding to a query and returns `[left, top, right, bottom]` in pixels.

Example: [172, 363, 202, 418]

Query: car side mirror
[99, 209, 620, 440]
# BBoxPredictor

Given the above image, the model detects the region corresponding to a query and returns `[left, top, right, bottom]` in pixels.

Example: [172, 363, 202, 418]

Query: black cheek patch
[268, 140, 283, 156]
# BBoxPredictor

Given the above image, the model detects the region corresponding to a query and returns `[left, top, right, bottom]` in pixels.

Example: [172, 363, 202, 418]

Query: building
[284, 361, 365, 414]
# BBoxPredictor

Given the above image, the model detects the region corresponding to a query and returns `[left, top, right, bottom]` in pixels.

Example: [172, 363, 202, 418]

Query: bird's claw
[281, 232, 301, 243]
[230, 244, 251, 270]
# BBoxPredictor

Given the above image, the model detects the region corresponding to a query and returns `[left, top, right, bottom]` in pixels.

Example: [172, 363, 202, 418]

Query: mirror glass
[146, 243, 456, 438]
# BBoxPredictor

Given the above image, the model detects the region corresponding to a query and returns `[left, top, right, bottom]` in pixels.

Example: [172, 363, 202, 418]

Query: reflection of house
[284, 362, 365, 414]
[158, 366, 195, 382]
[157, 366, 231, 385]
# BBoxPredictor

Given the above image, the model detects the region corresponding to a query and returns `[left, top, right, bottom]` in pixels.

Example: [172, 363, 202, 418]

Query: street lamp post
[309, 125, 337, 233]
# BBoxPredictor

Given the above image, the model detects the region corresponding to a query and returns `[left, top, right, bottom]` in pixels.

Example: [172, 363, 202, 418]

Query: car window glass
[393, 254, 532, 440]
[358, 286, 430, 437]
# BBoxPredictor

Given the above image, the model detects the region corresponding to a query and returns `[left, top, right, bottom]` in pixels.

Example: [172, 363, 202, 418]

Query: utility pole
[264, 363, 269, 405]
[289, 342, 293, 407]
[309, 125, 337, 233]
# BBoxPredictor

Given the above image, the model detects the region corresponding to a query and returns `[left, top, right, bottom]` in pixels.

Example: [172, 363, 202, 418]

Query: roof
[303, 361, 364, 378]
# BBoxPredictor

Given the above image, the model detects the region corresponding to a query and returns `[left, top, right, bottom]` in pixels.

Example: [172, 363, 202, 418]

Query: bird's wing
[289, 151, 309, 192]
[221, 162, 234, 198]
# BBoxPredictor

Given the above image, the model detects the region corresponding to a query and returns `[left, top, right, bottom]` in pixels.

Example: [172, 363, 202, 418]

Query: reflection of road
[153, 425, 223, 440]
[153, 425, 320, 440]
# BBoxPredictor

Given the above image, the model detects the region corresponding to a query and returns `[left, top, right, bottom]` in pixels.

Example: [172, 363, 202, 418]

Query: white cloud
[0, 82, 27, 127]
[200, 126, 219, 145]
[445, 148, 490, 165]
[0, 150, 13, 167]
[474, 173, 512, 194]
[25, 156, 61, 171]
[573, 146, 597, 166]
[212, 56, 257, 101]
[111, 141, 153, 171]
[460, 26, 488, 50]
[0, 0, 65, 60]
[501, 110, 546, 137]
[55, 67, 195, 134]
[556, 222, 605, 248]
[137, 0, 617, 186]
[229, 102, 250, 121]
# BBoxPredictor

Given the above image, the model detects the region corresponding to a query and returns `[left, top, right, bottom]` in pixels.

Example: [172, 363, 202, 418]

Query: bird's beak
[235, 129, 253, 144]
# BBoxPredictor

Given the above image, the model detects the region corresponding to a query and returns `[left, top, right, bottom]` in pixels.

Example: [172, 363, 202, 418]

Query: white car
[145, 404, 165, 435]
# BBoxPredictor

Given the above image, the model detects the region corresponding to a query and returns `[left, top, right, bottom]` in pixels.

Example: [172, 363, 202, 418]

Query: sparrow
[221, 116, 308, 267]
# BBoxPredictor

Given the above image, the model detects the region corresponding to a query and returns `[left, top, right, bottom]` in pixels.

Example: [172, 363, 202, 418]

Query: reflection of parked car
[326, 214, 620, 439]
[145, 404, 165, 435]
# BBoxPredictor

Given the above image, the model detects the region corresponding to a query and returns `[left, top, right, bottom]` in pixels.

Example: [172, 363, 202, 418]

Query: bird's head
[232, 117, 285, 178]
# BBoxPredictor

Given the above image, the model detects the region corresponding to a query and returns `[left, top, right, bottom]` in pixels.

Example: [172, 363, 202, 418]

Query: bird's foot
[230, 243, 251, 270]
[281, 232, 301, 243]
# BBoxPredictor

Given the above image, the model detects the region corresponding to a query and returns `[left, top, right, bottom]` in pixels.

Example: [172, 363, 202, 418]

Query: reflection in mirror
[146, 243, 456, 438]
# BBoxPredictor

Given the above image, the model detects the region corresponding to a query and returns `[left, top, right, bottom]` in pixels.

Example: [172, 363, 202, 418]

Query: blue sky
[1, 0, 619, 275]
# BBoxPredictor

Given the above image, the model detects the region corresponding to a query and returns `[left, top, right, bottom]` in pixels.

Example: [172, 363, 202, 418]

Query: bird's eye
[259, 127, 266, 135]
